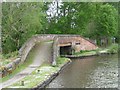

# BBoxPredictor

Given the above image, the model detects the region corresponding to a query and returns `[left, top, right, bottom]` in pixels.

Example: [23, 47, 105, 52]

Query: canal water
[47, 54, 118, 88]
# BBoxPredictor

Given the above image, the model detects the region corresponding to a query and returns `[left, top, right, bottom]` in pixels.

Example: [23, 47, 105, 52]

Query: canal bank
[32, 59, 71, 89]
[47, 54, 118, 88]
[46, 44, 118, 88]
[35, 47, 118, 89]
[63, 43, 118, 58]
[4, 53, 118, 89]
[3, 44, 118, 89]
[6, 58, 71, 89]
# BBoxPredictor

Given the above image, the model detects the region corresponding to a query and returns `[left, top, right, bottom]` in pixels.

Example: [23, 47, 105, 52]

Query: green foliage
[74, 50, 97, 56]
[1, 51, 18, 67]
[2, 2, 47, 54]
[1, 47, 35, 83]
[2, 2, 118, 54]
[46, 2, 97, 35]
[57, 57, 70, 66]
[95, 48, 102, 55]
[46, 2, 118, 43]
[96, 4, 118, 37]
[3, 51, 18, 59]
[8, 57, 70, 88]
[107, 44, 118, 54]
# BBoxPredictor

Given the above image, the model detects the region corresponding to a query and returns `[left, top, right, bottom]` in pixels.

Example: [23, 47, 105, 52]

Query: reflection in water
[47, 54, 118, 88]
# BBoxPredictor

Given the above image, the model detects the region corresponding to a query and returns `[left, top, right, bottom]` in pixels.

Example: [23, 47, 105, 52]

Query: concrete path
[0, 41, 53, 89]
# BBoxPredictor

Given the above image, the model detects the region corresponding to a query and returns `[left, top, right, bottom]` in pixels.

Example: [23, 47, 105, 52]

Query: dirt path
[0, 41, 53, 89]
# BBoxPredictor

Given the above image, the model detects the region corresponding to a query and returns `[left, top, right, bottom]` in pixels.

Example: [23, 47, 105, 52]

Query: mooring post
[37, 69, 40, 73]
[21, 81, 24, 86]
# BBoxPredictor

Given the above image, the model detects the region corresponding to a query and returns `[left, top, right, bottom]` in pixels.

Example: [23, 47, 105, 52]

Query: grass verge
[74, 43, 118, 56]
[0, 49, 35, 83]
[74, 50, 97, 56]
[1, 51, 18, 66]
[7, 57, 70, 88]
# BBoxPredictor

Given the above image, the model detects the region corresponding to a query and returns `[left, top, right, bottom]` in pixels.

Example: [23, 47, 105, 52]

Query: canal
[47, 54, 118, 88]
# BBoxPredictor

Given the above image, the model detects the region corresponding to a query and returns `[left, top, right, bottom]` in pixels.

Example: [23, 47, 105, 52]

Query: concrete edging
[63, 52, 116, 59]
[31, 60, 71, 89]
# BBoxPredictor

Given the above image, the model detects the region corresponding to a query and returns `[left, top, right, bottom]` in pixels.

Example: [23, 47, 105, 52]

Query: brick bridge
[19, 34, 98, 65]
[1, 34, 98, 77]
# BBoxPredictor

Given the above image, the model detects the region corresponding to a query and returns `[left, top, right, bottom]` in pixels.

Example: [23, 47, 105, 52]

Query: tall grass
[107, 44, 118, 54]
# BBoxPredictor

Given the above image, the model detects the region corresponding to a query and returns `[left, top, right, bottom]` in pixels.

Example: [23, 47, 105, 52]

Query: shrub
[4, 51, 18, 59]
[95, 48, 101, 55]
[107, 44, 118, 54]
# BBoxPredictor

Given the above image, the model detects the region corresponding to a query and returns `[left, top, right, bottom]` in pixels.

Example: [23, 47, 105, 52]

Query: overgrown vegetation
[3, 51, 18, 59]
[1, 2, 119, 83]
[74, 44, 118, 56]
[74, 50, 97, 56]
[0, 48, 36, 83]
[1, 51, 18, 66]
[107, 44, 118, 54]
[2, 2, 119, 54]
[7, 58, 70, 88]
[55, 57, 71, 67]
[2, 2, 46, 54]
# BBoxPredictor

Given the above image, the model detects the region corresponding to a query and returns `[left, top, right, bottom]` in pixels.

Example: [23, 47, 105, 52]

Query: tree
[45, 2, 97, 35]
[2, 2, 47, 54]
[95, 3, 118, 45]
[47, 2, 118, 45]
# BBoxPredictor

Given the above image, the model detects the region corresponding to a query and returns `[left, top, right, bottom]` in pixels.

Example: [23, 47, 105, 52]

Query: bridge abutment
[18, 34, 98, 66]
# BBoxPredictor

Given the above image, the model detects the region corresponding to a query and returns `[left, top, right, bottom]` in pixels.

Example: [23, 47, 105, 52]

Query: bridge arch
[18, 34, 98, 66]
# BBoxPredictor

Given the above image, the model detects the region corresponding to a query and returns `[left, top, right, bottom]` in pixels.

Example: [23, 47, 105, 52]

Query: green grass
[8, 57, 70, 88]
[107, 43, 118, 54]
[3, 51, 18, 59]
[74, 50, 97, 56]
[9, 66, 59, 88]
[0, 58, 33, 83]
[1, 41, 54, 84]
[0, 49, 35, 83]
[1, 51, 18, 66]
[56, 57, 71, 66]
[74, 43, 118, 56]
[46, 40, 54, 43]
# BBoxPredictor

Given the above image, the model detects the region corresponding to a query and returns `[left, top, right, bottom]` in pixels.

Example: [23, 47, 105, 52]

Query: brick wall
[1, 34, 98, 77]
[19, 34, 56, 63]
[58, 35, 98, 52]
[19, 34, 98, 63]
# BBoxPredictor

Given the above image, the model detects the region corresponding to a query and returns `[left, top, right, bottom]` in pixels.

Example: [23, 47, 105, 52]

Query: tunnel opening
[60, 45, 72, 55]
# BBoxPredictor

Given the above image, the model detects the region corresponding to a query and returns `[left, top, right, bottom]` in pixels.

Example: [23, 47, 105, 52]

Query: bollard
[37, 70, 40, 73]
[21, 81, 24, 86]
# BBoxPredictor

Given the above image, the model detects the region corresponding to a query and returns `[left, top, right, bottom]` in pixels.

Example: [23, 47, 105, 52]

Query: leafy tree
[46, 2, 97, 35]
[2, 2, 47, 54]
[2, 2, 118, 54]
[95, 3, 118, 45]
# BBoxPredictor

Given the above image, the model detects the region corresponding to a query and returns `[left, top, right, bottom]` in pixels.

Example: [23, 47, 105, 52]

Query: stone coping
[32, 60, 71, 89]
